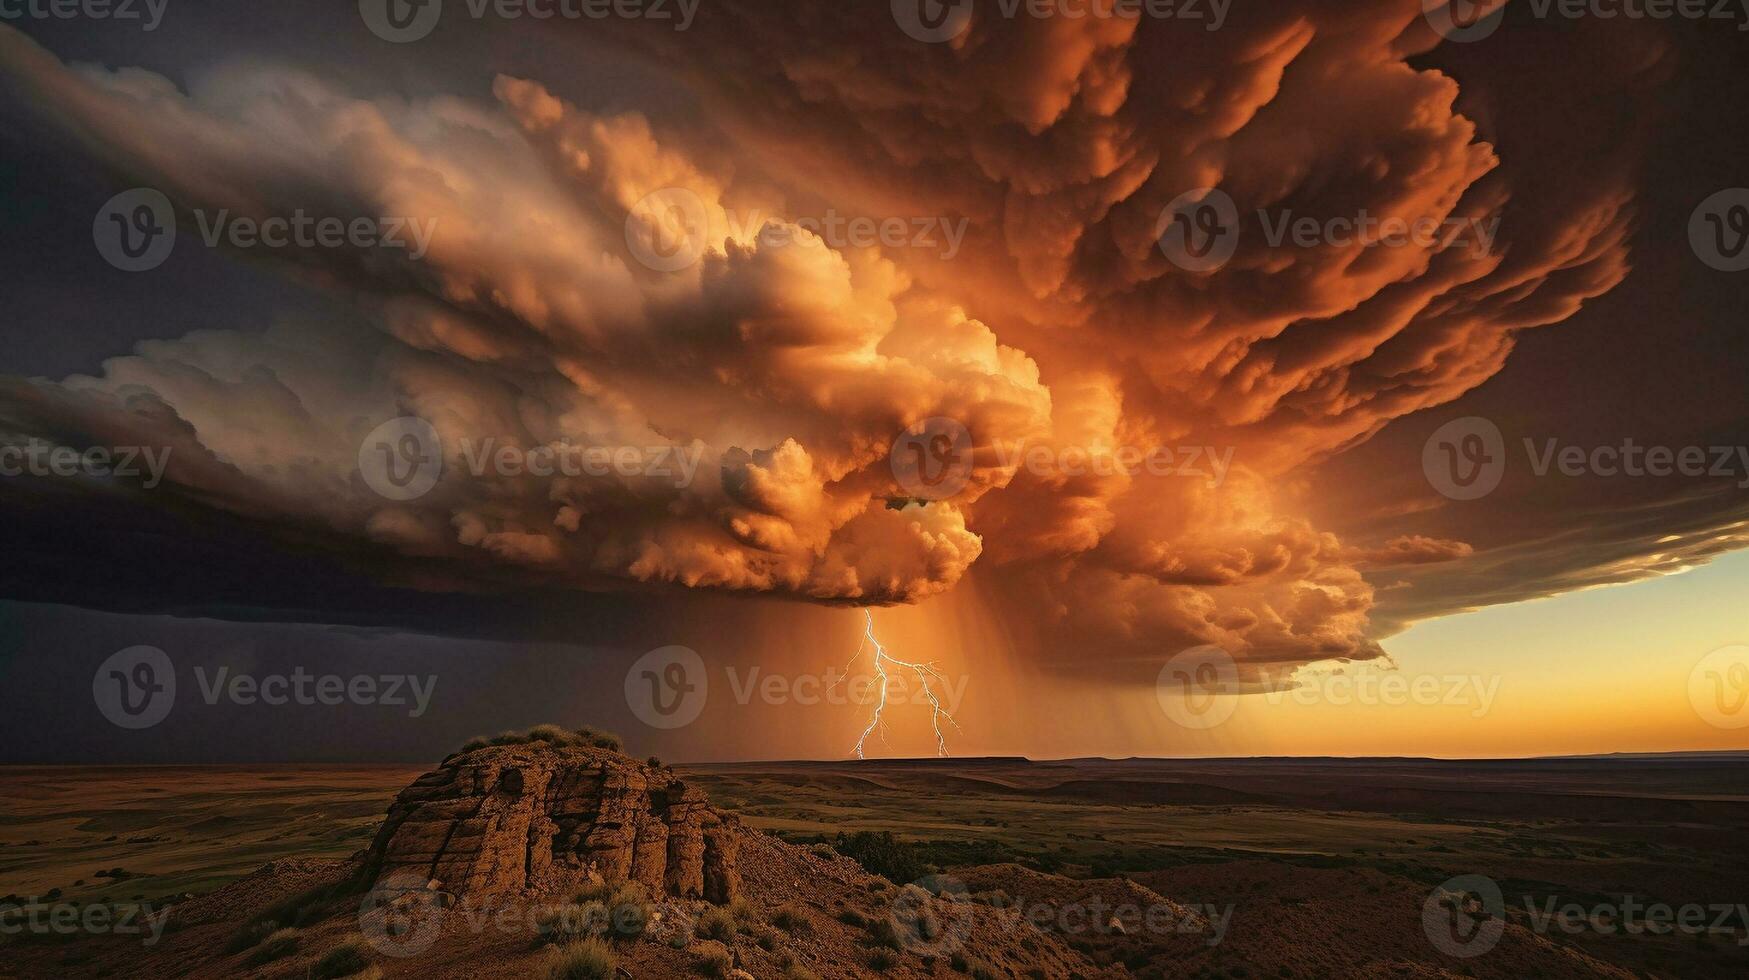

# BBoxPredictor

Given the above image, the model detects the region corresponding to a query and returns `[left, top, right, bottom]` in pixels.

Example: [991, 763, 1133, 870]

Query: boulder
[364, 742, 740, 902]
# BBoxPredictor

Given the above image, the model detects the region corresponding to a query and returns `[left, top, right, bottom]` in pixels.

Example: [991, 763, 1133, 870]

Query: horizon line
[4, 748, 1746, 768]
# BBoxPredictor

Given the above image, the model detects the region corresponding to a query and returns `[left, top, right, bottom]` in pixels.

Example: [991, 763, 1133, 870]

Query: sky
[1, 0, 1747, 763]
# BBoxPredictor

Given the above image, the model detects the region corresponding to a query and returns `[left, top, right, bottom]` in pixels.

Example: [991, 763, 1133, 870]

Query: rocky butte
[363, 737, 741, 903]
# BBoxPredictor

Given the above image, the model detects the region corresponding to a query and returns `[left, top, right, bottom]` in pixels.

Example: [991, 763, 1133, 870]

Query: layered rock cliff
[364, 741, 740, 902]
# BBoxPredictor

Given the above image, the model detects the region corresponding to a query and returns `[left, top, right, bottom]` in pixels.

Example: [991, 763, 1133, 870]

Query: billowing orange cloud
[0, 4, 1667, 681]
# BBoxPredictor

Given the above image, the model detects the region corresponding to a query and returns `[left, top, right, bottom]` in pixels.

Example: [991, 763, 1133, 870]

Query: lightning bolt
[841, 609, 960, 759]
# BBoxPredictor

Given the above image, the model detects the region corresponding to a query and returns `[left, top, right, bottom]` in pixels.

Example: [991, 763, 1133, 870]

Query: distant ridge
[692, 749, 1749, 766]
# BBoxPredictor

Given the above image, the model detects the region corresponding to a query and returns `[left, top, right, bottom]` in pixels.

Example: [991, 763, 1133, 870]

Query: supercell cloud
[0, 2, 1704, 685]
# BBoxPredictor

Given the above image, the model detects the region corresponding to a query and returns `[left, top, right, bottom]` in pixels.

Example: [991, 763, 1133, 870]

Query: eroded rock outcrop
[364, 742, 740, 902]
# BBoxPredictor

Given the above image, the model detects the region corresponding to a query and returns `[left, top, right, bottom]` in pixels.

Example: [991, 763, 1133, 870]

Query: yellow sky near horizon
[1086, 549, 1749, 761]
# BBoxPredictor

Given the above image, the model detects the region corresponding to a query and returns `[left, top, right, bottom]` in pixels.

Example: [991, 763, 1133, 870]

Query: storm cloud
[0, 1, 1724, 691]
